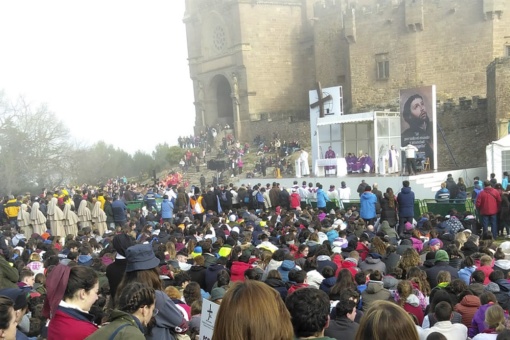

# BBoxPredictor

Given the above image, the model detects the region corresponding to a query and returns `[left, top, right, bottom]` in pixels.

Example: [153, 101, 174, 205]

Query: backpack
[220, 191, 228, 202]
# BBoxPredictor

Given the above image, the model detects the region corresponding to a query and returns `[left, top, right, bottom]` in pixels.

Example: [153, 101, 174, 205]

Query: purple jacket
[469, 303, 494, 338]
[411, 237, 423, 253]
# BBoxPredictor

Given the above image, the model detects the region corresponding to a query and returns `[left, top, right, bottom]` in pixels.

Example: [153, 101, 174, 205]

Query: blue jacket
[316, 189, 330, 209]
[160, 199, 174, 219]
[397, 187, 415, 217]
[360, 192, 377, 219]
[435, 188, 450, 202]
[111, 199, 127, 223]
[458, 266, 476, 285]
[503, 177, 509, 191]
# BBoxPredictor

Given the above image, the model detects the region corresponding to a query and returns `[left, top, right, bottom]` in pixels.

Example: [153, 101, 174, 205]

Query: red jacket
[341, 260, 359, 279]
[288, 283, 309, 295]
[477, 265, 494, 285]
[289, 193, 301, 209]
[356, 242, 370, 261]
[230, 261, 251, 282]
[476, 187, 501, 216]
[48, 307, 98, 340]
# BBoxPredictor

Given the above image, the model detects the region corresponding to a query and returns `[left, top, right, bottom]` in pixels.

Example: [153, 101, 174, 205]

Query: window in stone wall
[503, 150, 510, 173]
[376, 54, 390, 80]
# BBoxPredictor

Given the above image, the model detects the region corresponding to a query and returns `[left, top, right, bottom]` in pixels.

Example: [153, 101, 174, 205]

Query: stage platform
[236, 167, 486, 200]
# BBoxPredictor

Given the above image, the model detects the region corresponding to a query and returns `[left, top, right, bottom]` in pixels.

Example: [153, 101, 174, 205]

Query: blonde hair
[485, 304, 506, 333]
[355, 301, 419, 340]
[455, 232, 467, 249]
[480, 255, 492, 266]
[436, 270, 451, 284]
[164, 286, 182, 300]
[396, 280, 413, 307]
[212, 280, 293, 340]
[166, 241, 176, 260]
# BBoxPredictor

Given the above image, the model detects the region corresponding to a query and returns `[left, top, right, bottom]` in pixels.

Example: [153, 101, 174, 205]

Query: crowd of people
[3, 172, 510, 339]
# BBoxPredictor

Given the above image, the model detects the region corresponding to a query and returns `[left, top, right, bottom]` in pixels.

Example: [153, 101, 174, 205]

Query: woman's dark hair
[244, 268, 261, 281]
[0, 296, 14, 330]
[217, 270, 231, 288]
[116, 284, 155, 314]
[63, 266, 98, 300]
[461, 256, 474, 268]
[115, 268, 162, 303]
[183, 282, 202, 307]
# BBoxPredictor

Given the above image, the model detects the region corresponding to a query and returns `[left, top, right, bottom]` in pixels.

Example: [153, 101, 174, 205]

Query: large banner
[400, 85, 437, 170]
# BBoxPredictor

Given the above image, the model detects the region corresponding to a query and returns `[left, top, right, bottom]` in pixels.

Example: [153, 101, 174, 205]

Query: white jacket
[419, 321, 468, 340]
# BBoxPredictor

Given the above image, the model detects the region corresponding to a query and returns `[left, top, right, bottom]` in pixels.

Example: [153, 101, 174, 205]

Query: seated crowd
[3, 179, 510, 340]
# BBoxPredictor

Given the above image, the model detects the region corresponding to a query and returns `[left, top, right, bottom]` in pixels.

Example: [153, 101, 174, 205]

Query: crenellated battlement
[437, 96, 488, 113]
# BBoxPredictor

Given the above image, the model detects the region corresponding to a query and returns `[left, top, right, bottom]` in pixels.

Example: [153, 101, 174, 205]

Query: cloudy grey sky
[0, 0, 195, 154]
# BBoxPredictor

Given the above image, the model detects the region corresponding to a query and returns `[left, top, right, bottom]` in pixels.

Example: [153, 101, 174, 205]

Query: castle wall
[314, 0, 510, 111]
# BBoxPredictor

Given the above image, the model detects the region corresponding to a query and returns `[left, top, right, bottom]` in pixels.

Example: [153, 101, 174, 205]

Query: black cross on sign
[310, 81, 332, 118]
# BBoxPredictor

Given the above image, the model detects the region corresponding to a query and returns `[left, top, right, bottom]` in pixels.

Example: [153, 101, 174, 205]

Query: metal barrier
[126, 200, 143, 211]
[337, 199, 475, 219]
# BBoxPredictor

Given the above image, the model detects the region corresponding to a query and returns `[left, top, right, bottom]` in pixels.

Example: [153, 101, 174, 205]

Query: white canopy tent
[486, 134, 510, 179]
[311, 110, 400, 174]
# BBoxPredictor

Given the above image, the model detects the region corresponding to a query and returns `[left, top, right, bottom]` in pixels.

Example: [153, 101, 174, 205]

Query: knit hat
[429, 238, 442, 247]
[211, 287, 226, 301]
[191, 246, 202, 258]
[435, 250, 449, 262]
[405, 222, 413, 231]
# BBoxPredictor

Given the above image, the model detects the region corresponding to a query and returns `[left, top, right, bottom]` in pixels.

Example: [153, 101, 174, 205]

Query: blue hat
[0, 288, 27, 310]
[125, 244, 160, 272]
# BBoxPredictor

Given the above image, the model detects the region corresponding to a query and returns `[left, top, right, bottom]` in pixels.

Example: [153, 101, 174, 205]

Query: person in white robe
[379, 145, 388, 175]
[30, 201, 47, 235]
[338, 181, 351, 209]
[17, 203, 32, 239]
[47, 197, 65, 237]
[299, 150, 310, 176]
[63, 202, 79, 236]
[77, 199, 92, 229]
[91, 201, 108, 236]
[388, 145, 400, 174]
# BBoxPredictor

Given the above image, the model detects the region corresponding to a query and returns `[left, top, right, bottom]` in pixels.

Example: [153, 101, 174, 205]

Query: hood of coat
[365, 257, 381, 265]
[495, 259, 510, 270]
[366, 281, 385, 294]
[401, 187, 412, 194]
[406, 294, 420, 307]
[264, 278, 286, 288]
[460, 295, 481, 308]
[496, 279, 510, 292]
[382, 275, 399, 290]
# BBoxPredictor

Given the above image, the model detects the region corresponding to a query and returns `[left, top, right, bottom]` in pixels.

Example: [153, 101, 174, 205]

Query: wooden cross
[310, 81, 332, 118]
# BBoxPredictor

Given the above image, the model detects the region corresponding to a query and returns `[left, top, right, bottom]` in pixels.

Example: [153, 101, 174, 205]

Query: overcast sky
[0, 1, 195, 155]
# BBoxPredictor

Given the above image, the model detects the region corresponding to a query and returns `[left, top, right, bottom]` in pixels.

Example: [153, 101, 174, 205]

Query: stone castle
[183, 0, 510, 170]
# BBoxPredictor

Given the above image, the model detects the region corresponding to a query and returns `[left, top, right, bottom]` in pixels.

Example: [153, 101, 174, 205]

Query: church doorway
[210, 74, 234, 128]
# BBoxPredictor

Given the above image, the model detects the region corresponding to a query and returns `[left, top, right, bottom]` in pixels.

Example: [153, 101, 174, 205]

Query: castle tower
[184, 0, 315, 141]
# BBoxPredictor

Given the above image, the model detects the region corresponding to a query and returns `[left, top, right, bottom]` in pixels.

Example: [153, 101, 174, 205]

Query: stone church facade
[184, 0, 510, 169]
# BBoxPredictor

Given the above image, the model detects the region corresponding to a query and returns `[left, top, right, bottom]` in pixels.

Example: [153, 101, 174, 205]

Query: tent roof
[316, 111, 375, 126]
[491, 134, 510, 147]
